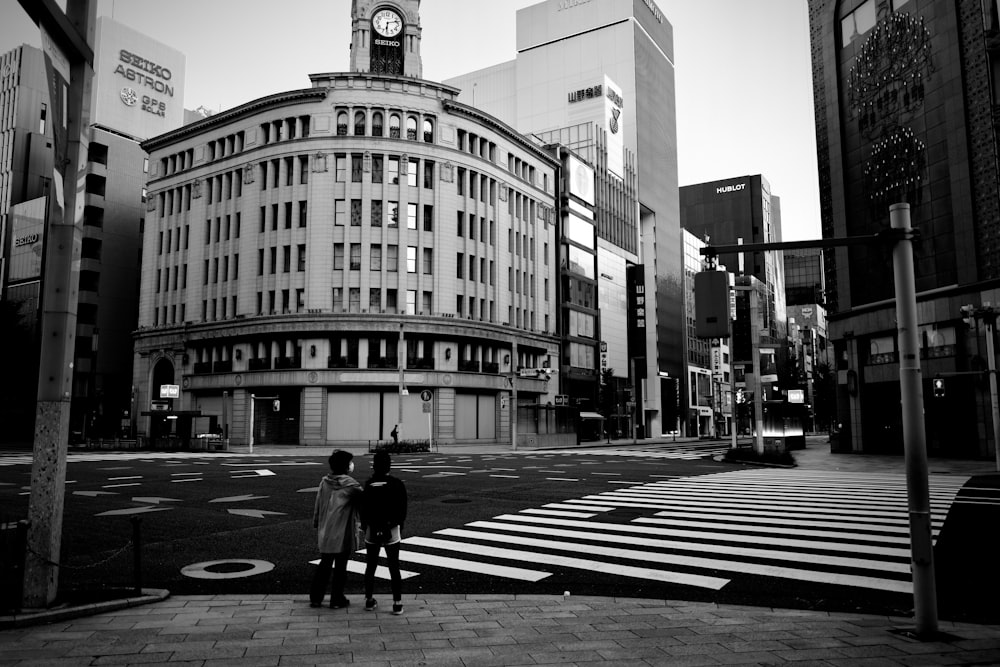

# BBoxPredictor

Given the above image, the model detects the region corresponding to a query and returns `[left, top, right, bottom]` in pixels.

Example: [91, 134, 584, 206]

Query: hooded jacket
[313, 473, 362, 553]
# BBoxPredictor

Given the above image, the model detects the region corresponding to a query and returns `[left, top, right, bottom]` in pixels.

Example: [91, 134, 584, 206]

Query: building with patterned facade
[133, 0, 564, 447]
[810, 0, 1000, 457]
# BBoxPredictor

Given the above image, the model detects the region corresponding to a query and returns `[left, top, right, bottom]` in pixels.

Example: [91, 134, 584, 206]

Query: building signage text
[114, 49, 175, 97]
[568, 84, 602, 103]
[716, 183, 747, 194]
[374, 38, 400, 47]
[557, 0, 593, 10]
[641, 0, 665, 23]
[14, 233, 39, 247]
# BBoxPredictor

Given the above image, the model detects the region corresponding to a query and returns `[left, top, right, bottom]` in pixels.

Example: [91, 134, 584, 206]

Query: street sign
[420, 389, 433, 402]
[422, 403, 432, 413]
[555, 395, 568, 406]
[160, 384, 180, 399]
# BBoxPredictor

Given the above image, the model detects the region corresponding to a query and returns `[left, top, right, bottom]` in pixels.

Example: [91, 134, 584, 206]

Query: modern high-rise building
[133, 0, 566, 448]
[445, 0, 680, 438]
[0, 19, 185, 442]
[810, 0, 1000, 457]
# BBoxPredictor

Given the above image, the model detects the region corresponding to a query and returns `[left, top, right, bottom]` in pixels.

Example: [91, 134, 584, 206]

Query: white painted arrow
[296, 486, 320, 493]
[132, 496, 182, 505]
[74, 490, 118, 497]
[231, 469, 277, 479]
[97, 506, 173, 517]
[209, 494, 268, 503]
[228, 509, 286, 519]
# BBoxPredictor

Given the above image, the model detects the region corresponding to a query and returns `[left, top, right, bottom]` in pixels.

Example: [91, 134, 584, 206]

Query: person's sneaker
[330, 597, 350, 609]
[392, 602, 403, 615]
[364, 598, 378, 611]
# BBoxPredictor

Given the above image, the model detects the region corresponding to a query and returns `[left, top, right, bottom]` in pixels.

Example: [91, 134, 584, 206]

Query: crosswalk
[366, 468, 969, 594]
[0, 451, 283, 467]
[532, 441, 733, 460]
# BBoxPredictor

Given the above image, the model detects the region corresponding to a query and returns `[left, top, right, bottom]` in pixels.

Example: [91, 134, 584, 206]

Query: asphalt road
[2, 446, 998, 623]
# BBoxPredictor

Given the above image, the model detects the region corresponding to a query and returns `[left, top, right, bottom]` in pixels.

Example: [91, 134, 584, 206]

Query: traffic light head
[273, 399, 281, 412]
[960, 304, 975, 327]
[932, 377, 945, 398]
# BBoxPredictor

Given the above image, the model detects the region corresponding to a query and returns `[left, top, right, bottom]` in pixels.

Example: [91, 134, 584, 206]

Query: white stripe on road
[520, 508, 597, 519]
[343, 560, 419, 580]
[634, 517, 910, 545]
[404, 536, 729, 590]
[395, 547, 551, 582]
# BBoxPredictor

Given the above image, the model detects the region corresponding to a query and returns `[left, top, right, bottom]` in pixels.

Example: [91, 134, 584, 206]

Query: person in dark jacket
[361, 450, 408, 614]
[310, 450, 362, 609]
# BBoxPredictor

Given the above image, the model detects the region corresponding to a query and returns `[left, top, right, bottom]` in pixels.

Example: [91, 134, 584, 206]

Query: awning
[579, 412, 606, 420]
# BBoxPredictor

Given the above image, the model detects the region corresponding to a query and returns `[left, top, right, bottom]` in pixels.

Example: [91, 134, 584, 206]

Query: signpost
[420, 390, 432, 446]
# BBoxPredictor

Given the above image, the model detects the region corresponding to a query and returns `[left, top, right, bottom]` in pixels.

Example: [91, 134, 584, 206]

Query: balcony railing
[248, 357, 271, 371]
[213, 360, 233, 373]
[482, 361, 500, 374]
[408, 357, 435, 370]
[367, 357, 398, 369]
[328, 356, 359, 369]
[458, 359, 479, 372]
[193, 361, 212, 374]
[274, 356, 301, 370]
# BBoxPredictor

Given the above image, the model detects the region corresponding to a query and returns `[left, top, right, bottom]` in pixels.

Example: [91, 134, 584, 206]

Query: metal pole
[398, 323, 404, 436]
[890, 202, 938, 637]
[631, 357, 637, 446]
[984, 316, 1000, 472]
[511, 342, 518, 451]
[750, 290, 764, 454]
[131, 517, 142, 596]
[249, 394, 255, 454]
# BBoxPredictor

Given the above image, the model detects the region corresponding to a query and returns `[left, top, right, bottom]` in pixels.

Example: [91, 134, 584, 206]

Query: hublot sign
[716, 183, 747, 194]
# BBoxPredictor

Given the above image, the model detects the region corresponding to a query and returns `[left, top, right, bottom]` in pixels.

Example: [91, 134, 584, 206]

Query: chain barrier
[25, 538, 134, 571]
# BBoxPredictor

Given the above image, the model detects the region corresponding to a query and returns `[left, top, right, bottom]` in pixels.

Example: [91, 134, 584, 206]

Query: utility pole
[19, 0, 95, 608]
[397, 322, 405, 436]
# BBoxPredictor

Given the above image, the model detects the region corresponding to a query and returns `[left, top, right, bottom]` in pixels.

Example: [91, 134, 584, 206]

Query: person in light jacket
[310, 450, 362, 609]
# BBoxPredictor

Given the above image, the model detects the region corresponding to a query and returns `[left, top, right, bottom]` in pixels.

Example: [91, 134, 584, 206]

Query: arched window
[336, 111, 348, 136]
[406, 116, 418, 140]
[423, 118, 434, 143]
[372, 111, 384, 136]
[354, 111, 366, 136]
[389, 113, 401, 138]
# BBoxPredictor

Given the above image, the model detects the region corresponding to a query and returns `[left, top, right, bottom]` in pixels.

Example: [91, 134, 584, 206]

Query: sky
[1, 0, 820, 241]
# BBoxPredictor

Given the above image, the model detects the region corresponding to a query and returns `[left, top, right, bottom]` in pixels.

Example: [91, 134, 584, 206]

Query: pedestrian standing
[361, 450, 408, 614]
[310, 450, 362, 609]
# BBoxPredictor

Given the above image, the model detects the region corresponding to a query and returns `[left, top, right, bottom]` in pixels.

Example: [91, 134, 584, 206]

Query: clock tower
[350, 1, 422, 78]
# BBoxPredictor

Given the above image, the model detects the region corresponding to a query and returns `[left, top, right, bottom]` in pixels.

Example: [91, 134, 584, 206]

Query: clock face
[372, 8, 403, 37]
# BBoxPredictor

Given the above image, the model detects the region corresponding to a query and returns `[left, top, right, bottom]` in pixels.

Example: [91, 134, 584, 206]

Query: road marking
[209, 494, 268, 503]
[545, 477, 579, 482]
[406, 535, 728, 590]
[132, 496, 182, 504]
[396, 544, 551, 582]
[171, 477, 202, 483]
[342, 560, 420, 580]
[182, 559, 274, 579]
[102, 483, 141, 489]
[107, 476, 142, 481]
[97, 506, 172, 517]
[73, 490, 117, 497]
[489, 474, 519, 479]
[228, 509, 286, 519]
[543, 503, 615, 513]
[520, 508, 597, 519]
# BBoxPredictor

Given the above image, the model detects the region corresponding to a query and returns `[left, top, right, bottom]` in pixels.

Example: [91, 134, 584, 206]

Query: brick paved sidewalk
[2, 594, 999, 666]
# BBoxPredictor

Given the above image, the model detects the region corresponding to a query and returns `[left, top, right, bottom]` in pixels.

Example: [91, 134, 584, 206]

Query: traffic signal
[932, 377, 945, 398]
[273, 399, 281, 412]
[960, 304, 975, 327]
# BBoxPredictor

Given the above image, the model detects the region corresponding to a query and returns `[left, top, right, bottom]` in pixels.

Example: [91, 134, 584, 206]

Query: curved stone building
[134, 1, 562, 447]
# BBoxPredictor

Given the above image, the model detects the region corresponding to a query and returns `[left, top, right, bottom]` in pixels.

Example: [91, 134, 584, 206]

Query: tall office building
[445, 0, 680, 438]
[809, 0, 1000, 457]
[0, 21, 185, 442]
[133, 0, 565, 448]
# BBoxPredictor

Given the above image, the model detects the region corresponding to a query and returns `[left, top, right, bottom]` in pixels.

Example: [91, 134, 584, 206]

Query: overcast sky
[1, 0, 820, 241]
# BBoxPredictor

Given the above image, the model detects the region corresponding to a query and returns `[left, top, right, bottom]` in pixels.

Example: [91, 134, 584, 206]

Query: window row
[335, 108, 434, 142]
[456, 129, 497, 162]
[260, 155, 311, 190]
[259, 201, 308, 231]
[456, 211, 496, 245]
[334, 153, 435, 188]
[260, 116, 312, 145]
[334, 198, 432, 230]
[207, 130, 247, 162]
[160, 147, 194, 176]
[333, 243, 431, 274]
[257, 245, 307, 275]
[456, 252, 494, 285]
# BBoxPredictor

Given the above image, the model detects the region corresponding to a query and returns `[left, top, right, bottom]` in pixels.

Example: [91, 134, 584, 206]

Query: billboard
[7, 198, 46, 282]
[91, 17, 185, 139]
[604, 75, 624, 178]
[566, 153, 595, 205]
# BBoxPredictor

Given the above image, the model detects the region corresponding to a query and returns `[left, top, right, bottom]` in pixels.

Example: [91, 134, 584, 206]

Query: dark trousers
[364, 543, 401, 601]
[310, 552, 350, 605]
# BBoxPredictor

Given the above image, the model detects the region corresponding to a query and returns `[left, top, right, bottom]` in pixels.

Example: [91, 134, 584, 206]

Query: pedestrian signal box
[932, 377, 945, 398]
[694, 270, 732, 339]
[273, 399, 281, 412]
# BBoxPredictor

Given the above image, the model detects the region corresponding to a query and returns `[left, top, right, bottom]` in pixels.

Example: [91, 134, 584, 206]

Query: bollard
[131, 517, 142, 596]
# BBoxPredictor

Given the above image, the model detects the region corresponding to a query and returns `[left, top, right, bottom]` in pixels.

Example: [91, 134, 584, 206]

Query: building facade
[810, 0, 1000, 457]
[445, 0, 680, 438]
[134, 1, 565, 448]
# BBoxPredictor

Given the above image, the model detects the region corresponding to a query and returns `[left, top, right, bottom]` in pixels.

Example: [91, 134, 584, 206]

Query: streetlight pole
[398, 323, 405, 436]
[890, 203, 938, 637]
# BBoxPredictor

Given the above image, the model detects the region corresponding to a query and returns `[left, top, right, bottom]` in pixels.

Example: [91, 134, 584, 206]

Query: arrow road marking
[132, 497, 182, 504]
[228, 509, 286, 519]
[297, 486, 319, 493]
[73, 490, 118, 497]
[231, 469, 277, 479]
[209, 494, 268, 503]
[97, 506, 173, 517]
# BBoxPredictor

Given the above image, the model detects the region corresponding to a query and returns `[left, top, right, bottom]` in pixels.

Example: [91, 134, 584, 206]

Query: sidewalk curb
[0, 588, 169, 629]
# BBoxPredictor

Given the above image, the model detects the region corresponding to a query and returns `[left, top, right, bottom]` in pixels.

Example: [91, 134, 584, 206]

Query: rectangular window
[387, 245, 398, 272]
[457, 167, 466, 196]
[272, 203, 278, 231]
[270, 247, 277, 274]
[350, 243, 361, 270]
[284, 202, 292, 229]
[386, 288, 398, 311]
[423, 205, 433, 231]
[369, 288, 381, 311]
[422, 291, 432, 315]
[387, 201, 399, 227]
[407, 159, 418, 187]
[406, 290, 417, 315]
[456, 295, 464, 317]
[372, 155, 383, 183]
[456, 211, 464, 236]
[334, 243, 344, 270]
[457, 252, 464, 279]
[351, 199, 362, 226]
[283, 245, 291, 273]
[258, 249, 264, 275]
[469, 255, 476, 281]
[407, 203, 418, 229]
[351, 154, 363, 182]
[335, 199, 346, 226]
[406, 246, 417, 273]
[349, 287, 361, 313]
[335, 155, 347, 182]
[423, 160, 434, 189]
[371, 245, 382, 271]
[296, 245, 305, 272]
[423, 248, 433, 275]
[299, 201, 307, 227]
[333, 287, 343, 312]
[388, 156, 400, 184]
[299, 155, 309, 184]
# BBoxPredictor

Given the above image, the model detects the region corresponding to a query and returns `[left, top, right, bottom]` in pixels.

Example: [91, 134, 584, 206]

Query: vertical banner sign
[604, 75, 624, 179]
[626, 264, 647, 372]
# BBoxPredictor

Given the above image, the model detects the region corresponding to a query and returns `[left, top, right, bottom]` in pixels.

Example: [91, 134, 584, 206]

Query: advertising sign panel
[604, 75, 624, 179]
[7, 199, 46, 281]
